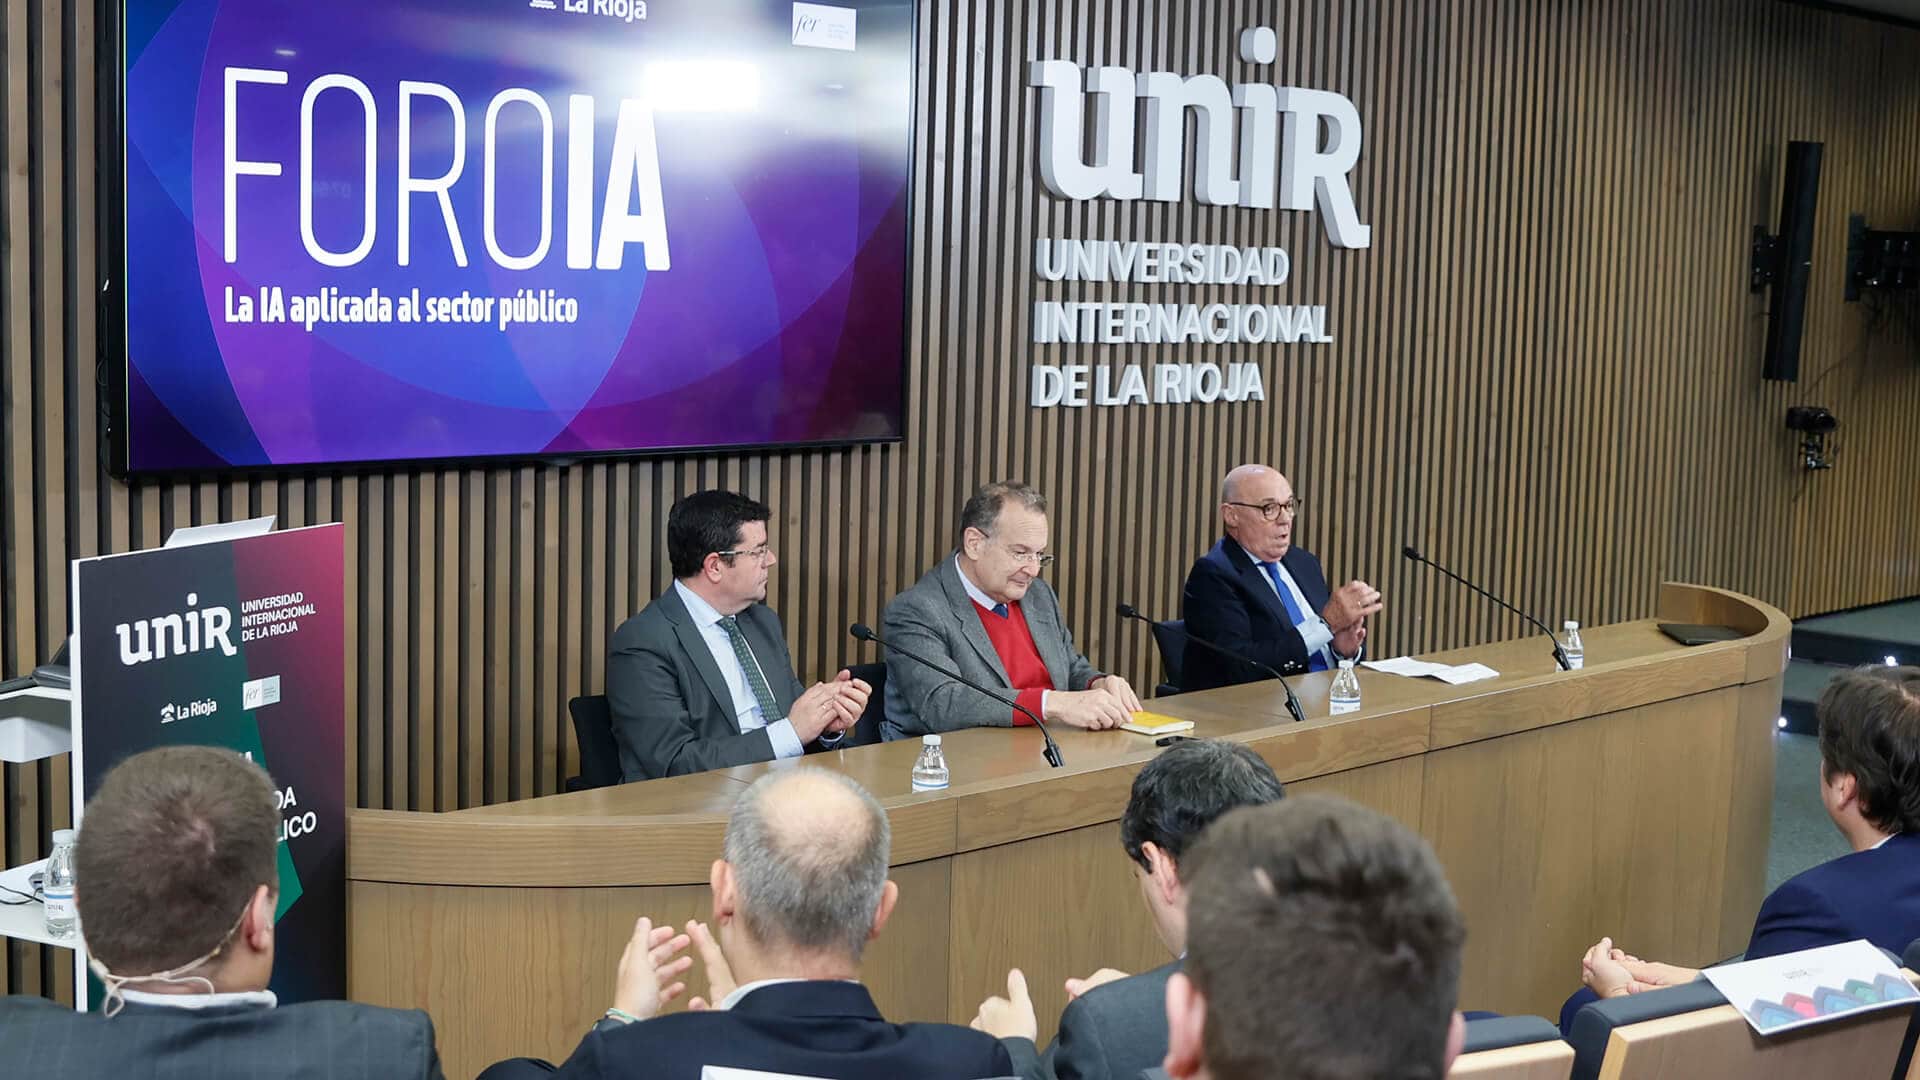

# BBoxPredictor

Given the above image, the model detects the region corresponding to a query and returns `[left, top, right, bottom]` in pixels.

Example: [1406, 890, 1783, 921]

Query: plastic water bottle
[1329, 659, 1362, 715]
[910, 734, 950, 792]
[42, 829, 77, 940]
[1560, 621, 1585, 670]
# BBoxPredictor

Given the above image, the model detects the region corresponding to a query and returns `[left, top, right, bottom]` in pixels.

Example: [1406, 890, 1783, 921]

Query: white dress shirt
[119, 988, 277, 1010]
[673, 581, 806, 759]
[1231, 545, 1336, 666]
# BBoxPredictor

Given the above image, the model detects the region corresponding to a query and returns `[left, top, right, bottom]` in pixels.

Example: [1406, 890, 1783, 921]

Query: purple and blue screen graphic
[121, 0, 911, 472]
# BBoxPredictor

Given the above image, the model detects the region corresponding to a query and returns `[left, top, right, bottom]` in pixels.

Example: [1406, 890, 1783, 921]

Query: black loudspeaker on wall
[1750, 140, 1824, 382]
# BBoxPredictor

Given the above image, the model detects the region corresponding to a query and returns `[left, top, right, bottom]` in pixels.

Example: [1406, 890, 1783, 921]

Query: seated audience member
[0, 746, 443, 1079]
[1565, 664, 1920, 1028]
[607, 490, 871, 780]
[1160, 795, 1468, 1080]
[971, 738, 1286, 1080]
[882, 480, 1141, 739]
[484, 768, 1012, 1080]
[1180, 465, 1380, 691]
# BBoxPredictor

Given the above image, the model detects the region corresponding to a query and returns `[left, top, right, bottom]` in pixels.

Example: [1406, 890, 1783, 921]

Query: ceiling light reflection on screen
[641, 61, 760, 113]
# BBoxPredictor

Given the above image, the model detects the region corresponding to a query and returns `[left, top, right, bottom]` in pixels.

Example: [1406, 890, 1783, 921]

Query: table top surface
[428, 612, 1759, 818]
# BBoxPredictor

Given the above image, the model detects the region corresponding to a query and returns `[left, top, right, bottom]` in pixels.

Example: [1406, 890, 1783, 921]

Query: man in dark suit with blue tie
[1180, 465, 1380, 690]
[1569, 664, 1920, 1023]
[0, 746, 443, 1079]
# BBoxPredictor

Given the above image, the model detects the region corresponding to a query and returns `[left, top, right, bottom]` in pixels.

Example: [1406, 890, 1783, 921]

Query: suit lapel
[661, 587, 740, 731]
[1224, 537, 1294, 626]
[940, 559, 1013, 687]
[1023, 582, 1075, 687]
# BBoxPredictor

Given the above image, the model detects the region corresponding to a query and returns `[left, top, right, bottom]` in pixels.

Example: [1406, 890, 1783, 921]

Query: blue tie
[991, 603, 1009, 619]
[1261, 562, 1329, 672]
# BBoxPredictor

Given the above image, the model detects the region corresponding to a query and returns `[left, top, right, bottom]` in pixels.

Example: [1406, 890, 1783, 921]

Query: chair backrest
[568, 694, 622, 790]
[844, 662, 888, 746]
[1571, 972, 1918, 1080]
[1150, 619, 1186, 693]
[1450, 1015, 1573, 1079]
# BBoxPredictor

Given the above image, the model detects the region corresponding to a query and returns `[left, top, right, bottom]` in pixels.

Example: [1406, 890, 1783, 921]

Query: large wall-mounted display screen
[108, 0, 911, 474]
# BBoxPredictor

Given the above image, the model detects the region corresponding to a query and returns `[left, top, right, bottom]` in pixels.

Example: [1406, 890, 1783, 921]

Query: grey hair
[959, 480, 1048, 540]
[723, 768, 892, 961]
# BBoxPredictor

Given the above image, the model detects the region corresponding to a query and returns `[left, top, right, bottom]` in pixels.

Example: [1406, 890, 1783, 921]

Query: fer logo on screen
[793, 3, 855, 51]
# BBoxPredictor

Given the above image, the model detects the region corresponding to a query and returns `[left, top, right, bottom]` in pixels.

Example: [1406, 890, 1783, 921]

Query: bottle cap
[52, 829, 75, 845]
[1563, 620, 1578, 630]
[1338, 658, 1354, 669]
[922, 734, 942, 746]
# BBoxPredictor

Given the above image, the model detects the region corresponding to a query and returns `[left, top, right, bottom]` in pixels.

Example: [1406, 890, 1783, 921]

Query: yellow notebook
[1120, 711, 1195, 736]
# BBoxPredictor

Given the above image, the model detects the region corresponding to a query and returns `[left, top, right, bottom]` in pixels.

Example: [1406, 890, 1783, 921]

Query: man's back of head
[1816, 664, 1920, 838]
[78, 744, 279, 990]
[1120, 738, 1285, 955]
[721, 767, 893, 967]
[1167, 794, 1466, 1080]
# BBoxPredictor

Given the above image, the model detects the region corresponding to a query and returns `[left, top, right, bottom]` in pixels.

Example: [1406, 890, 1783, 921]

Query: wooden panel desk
[348, 583, 1788, 1078]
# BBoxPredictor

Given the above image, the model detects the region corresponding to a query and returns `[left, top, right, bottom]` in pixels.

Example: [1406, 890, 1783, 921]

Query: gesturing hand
[612, 917, 693, 1020]
[971, 968, 1038, 1042]
[1323, 580, 1383, 631]
[1065, 967, 1130, 999]
[684, 919, 739, 1011]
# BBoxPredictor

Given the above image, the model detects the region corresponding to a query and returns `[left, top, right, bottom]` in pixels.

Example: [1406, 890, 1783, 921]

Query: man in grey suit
[607, 490, 871, 780]
[881, 480, 1141, 739]
[0, 746, 442, 1079]
[971, 739, 1285, 1080]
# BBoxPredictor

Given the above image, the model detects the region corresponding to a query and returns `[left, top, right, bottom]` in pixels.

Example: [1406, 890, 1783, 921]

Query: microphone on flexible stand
[1116, 603, 1307, 724]
[849, 623, 1064, 767]
[1400, 546, 1572, 671]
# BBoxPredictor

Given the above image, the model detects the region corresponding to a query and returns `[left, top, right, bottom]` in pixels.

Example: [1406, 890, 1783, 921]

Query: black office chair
[1150, 619, 1187, 697]
[1460, 1014, 1563, 1054]
[843, 662, 888, 746]
[566, 694, 622, 792]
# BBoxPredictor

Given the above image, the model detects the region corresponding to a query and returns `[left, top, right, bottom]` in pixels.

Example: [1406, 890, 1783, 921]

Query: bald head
[1220, 464, 1280, 506]
[723, 768, 892, 961]
[1220, 464, 1297, 561]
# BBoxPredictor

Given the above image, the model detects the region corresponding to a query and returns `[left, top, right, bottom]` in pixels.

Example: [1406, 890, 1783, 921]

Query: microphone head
[1402, 545, 1422, 562]
[849, 623, 876, 642]
[1116, 602, 1139, 619]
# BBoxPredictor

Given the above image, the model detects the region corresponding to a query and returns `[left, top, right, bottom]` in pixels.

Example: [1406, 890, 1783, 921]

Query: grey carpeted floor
[1765, 731, 1849, 894]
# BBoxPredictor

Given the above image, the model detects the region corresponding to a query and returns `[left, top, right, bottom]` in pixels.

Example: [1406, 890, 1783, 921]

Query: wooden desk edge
[347, 583, 1791, 888]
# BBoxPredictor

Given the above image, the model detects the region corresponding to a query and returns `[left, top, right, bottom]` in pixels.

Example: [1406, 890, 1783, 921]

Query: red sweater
[971, 599, 1053, 725]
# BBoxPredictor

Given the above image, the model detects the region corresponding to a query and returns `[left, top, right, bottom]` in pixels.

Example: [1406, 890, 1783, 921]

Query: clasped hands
[608, 916, 740, 1023]
[789, 669, 874, 743]
[1044, 674, 1144, 731]
[1580, 936, 1701, 999]
[1323, 580, 1382, 658]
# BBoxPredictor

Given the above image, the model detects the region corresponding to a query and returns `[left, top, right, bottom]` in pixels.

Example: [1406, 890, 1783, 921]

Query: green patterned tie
[719, 616, 782, 723]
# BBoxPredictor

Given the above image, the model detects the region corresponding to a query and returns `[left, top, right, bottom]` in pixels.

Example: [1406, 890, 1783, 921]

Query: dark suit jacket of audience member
[1745, 830, 1920, 959]
[606, 586, 814, 780]
[881, 556, 1102, 739]
[1180, 537, 1332, 691]
[1004, 961, 1180, 1080]
[1561, 831, 1920, 1035]
[551, 981, 1013, 1080]
[0, 994, 442, 1079]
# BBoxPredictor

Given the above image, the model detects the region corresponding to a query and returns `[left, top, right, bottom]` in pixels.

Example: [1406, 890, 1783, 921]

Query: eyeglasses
[716, 546, 776, 565]
[994, 539, 1055, 568]
[1226, 498, 1303, 521]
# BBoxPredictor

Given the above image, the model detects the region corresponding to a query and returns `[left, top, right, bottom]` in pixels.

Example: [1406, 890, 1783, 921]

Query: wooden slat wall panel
[4, 0, 1920, 994]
